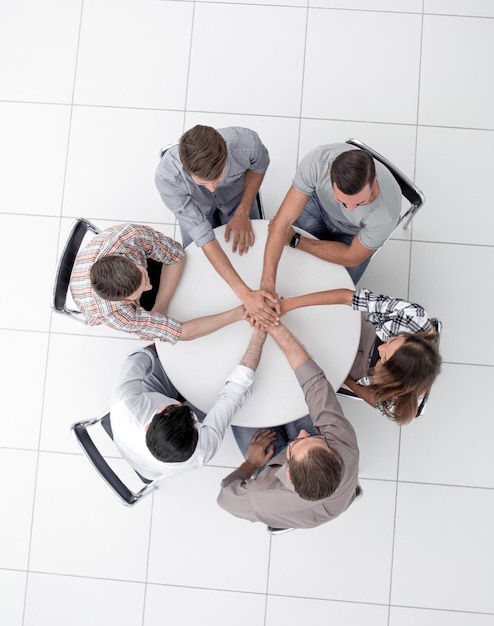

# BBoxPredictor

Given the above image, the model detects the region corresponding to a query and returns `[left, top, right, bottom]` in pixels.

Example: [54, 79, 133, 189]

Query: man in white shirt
[110, 329, 266, 480]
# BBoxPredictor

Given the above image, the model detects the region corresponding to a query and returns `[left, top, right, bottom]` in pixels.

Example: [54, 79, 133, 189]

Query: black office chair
[71, 412, 158, 506]
[159, 143, 264, 220]
[51, 218, 100, 322]
[337, 318, 442, 419]
[345, 138, 425, 232]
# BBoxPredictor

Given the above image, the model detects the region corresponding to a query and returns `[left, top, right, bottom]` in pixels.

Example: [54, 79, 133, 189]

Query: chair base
[267, 526, 294, 535]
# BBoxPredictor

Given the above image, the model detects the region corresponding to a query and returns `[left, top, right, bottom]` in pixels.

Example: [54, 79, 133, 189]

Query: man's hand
[242, 289, 280, 326]
[224, 210, 254, 255]
[245, 429, 277, 469]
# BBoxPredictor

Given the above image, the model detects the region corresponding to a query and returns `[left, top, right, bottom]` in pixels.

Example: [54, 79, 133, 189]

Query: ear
[285, 465, 291, 480]
[145, 422, 150, 432]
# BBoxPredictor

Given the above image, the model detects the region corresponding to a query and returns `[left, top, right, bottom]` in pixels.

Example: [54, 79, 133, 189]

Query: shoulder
[220, 126, 263, 148]
[156, 145, 185, 181]
[298, 143, 351, 171]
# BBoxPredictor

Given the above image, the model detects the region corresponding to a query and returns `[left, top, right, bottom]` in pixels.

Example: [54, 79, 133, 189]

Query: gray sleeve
[240, 127, 270, 173]
[217, 470, 259, 523]
[295, 360, 359, 458]
[292, 150, 320, 196]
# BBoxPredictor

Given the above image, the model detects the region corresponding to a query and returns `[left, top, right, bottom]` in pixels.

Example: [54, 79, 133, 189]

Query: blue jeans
[294, 193, 372, 284]
[231, 415, 318, 460]
[180, 198, 262, 249]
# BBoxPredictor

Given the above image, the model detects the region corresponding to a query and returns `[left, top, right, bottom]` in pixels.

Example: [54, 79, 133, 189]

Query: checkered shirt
[70, 224, 185, 342]
[352, 288, 432, 342]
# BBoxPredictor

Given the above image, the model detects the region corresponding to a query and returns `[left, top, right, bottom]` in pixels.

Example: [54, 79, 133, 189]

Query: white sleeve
[199, 365, 256, 464]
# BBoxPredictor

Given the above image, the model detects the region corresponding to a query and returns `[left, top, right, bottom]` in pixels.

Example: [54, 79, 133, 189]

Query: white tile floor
[0, 0, 493, 624]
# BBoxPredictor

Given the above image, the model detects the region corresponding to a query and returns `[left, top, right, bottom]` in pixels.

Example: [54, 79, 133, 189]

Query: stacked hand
[242, 289, 280, 328]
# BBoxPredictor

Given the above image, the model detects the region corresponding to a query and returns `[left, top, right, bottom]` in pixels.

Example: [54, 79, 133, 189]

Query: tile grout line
[20, 1, 87, 624]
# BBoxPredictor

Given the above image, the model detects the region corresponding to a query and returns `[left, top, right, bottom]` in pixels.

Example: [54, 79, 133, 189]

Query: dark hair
[90, 255, 142, 301]
[330, 149, 376, 195]
[146, 405, 198, 463]
[288, 445, 342, 501]
[179, 125, 227, 180]
[370, 330, 442, 424]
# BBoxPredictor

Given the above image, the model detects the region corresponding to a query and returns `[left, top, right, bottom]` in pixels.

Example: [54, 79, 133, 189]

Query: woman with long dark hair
[280, 288, 441, 424]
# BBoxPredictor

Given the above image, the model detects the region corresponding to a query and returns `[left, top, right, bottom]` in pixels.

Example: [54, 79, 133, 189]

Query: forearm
[151, 257, 186, 316]
[296, 236, 372, 268]
[202, 238, 250, 299]
[240, 330, 267, 371]
[344, 376, 377, 408]
[261, 187, 309, 290]
[282, 288, 355, 314]
[236, 170, 264, 215]
[260, 216, 289, 291]
[268, 323, 310, 371]
[180, 306, 243, 341]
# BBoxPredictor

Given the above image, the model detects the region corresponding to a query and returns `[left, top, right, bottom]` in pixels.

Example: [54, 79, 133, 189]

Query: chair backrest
[254, 191, 265, 220]
[71, 412, 158, 506]
[52, 218, 101, 321]
[345, 138, 425, 230]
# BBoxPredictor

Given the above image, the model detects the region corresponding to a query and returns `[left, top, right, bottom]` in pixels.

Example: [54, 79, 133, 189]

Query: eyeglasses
[287, 434, 331, 458]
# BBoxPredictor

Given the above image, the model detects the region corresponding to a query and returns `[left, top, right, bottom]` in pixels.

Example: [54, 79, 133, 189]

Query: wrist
[289, 232, 301, 248]
[240, 460, 259, 477]
[235, 202, 251, 217]
[260, 276, 275, 293]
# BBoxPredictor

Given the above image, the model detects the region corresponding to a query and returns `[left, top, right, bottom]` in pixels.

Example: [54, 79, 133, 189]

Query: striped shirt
[70, 224, 185, 342]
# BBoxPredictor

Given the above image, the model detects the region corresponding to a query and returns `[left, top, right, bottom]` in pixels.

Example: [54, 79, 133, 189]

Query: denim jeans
[294, 193, 373, 284]
[231, 414, 318, 460]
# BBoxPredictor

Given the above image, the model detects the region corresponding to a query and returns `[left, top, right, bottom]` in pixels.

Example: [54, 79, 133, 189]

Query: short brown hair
[289, 445, 342, 501]
[90, 255, 142, 301]
[179, 125, 227, 180]
[330, 149, 376, 195]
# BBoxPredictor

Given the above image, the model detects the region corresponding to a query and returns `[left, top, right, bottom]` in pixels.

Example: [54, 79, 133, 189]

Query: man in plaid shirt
[70, 223, 244, 342]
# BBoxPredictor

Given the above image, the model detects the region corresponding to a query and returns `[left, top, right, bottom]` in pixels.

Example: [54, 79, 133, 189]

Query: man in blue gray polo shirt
[156, 125, 278, 326]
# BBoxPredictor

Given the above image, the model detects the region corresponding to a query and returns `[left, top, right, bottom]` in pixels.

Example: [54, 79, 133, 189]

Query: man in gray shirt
[217, 322, 360, 530]
[261, 143, 401, 291]
[156, 125, 278, 326]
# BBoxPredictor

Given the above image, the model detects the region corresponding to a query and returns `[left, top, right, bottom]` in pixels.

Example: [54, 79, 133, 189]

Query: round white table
[156, 221, 360, 426]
